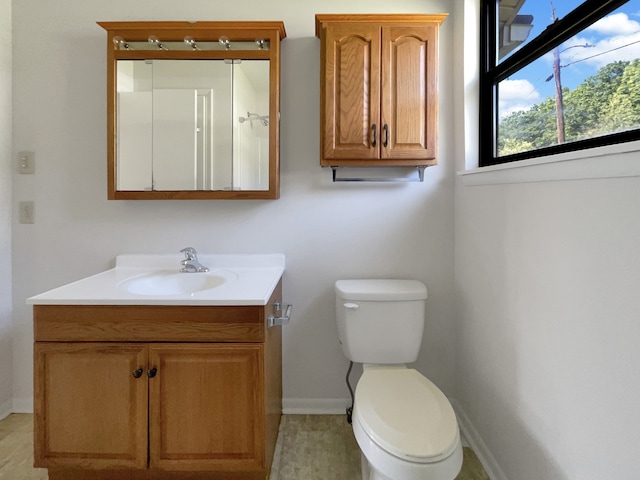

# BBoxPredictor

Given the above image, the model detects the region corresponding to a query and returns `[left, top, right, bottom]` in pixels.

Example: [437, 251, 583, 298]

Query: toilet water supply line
[346, 361, 355, 424]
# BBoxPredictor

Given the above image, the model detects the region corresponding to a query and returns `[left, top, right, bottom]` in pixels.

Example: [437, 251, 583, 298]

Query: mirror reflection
[116, 59, 270, 192]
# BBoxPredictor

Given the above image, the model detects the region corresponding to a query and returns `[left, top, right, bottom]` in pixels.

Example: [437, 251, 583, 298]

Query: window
[480, 0, 640, 166]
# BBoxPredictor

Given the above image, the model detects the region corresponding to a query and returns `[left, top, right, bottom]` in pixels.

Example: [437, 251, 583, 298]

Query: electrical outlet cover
[19, 201, 35, 224]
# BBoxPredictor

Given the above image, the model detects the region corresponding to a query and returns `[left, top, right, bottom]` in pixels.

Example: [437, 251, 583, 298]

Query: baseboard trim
[0, 398, 11, 421]
[450, 398, 508, 480]
[282, 397, 351, 415]
[11, 397, 33, 414]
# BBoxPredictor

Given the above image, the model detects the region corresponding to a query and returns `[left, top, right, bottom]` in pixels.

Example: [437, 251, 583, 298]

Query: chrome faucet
[179, 247, 209, 273]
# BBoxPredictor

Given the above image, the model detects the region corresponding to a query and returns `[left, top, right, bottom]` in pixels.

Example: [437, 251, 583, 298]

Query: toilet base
[359, 446, 463, 480]
[361, 452, 394, 480]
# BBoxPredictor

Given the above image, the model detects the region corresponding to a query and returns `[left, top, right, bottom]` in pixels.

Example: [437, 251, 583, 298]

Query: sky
[499, 0, 640, 118]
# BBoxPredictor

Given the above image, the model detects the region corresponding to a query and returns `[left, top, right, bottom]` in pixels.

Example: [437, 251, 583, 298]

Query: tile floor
[271, 415, 490, 480]
[0, 413, 489, 479]
[0, 414, 47, 479]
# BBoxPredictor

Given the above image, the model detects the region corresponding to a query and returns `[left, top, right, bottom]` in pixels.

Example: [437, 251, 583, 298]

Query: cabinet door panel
[381, 25, 438, 161]
[321, 24, 380, 162]
[34, 342, 148, 469]
[149, 344, 264, 471]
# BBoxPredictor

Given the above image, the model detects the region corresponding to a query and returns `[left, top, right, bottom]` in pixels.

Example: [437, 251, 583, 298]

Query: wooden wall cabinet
[315, 14, 447, 167]
[33, 282, 283, 480]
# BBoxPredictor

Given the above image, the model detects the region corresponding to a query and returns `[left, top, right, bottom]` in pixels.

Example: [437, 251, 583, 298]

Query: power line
[502, 24, 640, 115]
[561, 37, 640, 68]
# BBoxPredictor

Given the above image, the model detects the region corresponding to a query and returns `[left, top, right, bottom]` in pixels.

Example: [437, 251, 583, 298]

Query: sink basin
[27, 254, 285, 305]
[118, 270, 237, 296]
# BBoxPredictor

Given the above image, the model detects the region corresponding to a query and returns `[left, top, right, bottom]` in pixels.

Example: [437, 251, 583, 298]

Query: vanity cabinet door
[33, 342, 148, 469]
[148, 344, 265, 471]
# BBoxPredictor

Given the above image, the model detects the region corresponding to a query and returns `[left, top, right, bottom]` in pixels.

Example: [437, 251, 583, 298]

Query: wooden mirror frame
[98, 21, 286, 200]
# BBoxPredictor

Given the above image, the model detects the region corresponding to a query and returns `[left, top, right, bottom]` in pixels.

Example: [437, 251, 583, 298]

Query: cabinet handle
[382, 124, 389, 148]
[147, 367, 158, 378]
[132, 368, 143, 379]
[371, 124, 377, 148]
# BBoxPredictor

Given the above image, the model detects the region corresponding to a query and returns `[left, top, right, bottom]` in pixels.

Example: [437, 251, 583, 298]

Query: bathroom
[1, 0, 640, 479]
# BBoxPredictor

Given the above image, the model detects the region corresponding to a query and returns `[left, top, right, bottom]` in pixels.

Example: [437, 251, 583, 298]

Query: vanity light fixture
[111, 35, 270, 51]
[112, 36, 133, 50]
[183, 36, 199, 50]
[148, 35, 168, 50]
[218, 36, 231, 49]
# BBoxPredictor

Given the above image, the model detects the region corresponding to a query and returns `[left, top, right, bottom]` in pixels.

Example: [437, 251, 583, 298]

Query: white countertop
[27, 254, 285, 306]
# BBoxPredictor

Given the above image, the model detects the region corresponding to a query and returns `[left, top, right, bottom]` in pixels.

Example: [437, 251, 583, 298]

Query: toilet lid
[354, 369, 459, 463]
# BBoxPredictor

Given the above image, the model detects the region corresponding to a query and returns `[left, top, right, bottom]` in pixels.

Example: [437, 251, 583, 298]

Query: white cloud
[588, 33, 640, 66]
[559, 13, 640, 71]
[578, 13, 640, 70]
[496, 9, 640, 120]
[587, 13, 640, 35]
[498, 79, 541, 118]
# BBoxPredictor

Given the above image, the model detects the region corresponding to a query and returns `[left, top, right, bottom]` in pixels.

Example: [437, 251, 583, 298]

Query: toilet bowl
[335, 279, 463, 480]
[352, 366, 463, 480]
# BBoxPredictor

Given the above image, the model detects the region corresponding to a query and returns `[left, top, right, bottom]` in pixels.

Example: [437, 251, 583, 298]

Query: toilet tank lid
[335, 279, 427, 301]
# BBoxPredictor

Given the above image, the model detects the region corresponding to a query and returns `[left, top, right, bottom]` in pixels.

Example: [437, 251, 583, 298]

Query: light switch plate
[18, 151, 35, 174]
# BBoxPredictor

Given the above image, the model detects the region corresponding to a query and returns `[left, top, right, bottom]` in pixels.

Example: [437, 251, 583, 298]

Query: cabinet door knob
[382, 124, 389, 147]
[371, 124, 377, 148]
[132, 368, 144, 379]
[147, 367, 158, 378]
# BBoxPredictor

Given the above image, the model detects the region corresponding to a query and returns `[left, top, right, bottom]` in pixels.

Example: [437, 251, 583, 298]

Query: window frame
[479, 0, 640, 167]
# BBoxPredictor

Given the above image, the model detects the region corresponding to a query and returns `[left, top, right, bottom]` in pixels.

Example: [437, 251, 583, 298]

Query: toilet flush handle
[343, 303, 359, 309]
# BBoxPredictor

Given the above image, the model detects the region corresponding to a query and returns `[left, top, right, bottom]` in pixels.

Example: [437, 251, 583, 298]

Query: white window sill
[458, 140, 640, 186]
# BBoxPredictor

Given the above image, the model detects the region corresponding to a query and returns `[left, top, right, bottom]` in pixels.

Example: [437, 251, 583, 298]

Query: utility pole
[550, 1, 565, 144]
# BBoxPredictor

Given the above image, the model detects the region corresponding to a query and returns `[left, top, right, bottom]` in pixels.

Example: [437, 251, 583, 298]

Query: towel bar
[331, 166, 427, 183]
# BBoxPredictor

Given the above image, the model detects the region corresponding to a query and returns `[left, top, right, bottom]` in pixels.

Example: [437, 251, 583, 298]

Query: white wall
[453, 2, 640, 479]
[455, 177, 640, 480]
[12, 1, 640, 477]
[11, 0, 457, 412]
[0, 0, 13, 419]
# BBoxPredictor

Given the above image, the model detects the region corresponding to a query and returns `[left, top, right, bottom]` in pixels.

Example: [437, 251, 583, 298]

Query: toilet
[335, 279, 463, 480]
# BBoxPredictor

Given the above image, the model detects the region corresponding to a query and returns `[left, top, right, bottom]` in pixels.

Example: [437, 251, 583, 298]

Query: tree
[497, 59, 637, 156]
[498, 97, 558, 154]
[564, 61, 628, 139]
[601, 59, 640, 132]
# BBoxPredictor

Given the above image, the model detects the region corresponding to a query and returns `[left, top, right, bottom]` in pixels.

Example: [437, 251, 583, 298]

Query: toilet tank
[335, 279, 428, 364]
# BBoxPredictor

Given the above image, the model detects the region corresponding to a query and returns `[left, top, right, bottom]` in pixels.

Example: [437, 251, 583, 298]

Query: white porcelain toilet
[335, 279, 463, 480]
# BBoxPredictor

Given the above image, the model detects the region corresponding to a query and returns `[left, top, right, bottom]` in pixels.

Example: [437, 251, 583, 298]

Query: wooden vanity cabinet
[315, 14, 447, 167]
[149, 344, 264, 472]
[33, 282, 283, 480]
[34, 342, 149, 470]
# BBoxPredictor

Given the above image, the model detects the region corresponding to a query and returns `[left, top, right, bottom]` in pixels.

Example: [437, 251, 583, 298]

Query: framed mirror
[99, 21, 286, 200]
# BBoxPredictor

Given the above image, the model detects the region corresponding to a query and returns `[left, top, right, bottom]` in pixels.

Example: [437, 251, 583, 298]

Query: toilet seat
[354, 368, 459, 464]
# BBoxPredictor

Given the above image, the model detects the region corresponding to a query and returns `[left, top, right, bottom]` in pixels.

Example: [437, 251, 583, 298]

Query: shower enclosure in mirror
[99, 21, 286, 199]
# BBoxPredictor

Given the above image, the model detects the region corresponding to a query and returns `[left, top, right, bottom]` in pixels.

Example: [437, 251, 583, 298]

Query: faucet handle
[180, 247, 197, 260]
